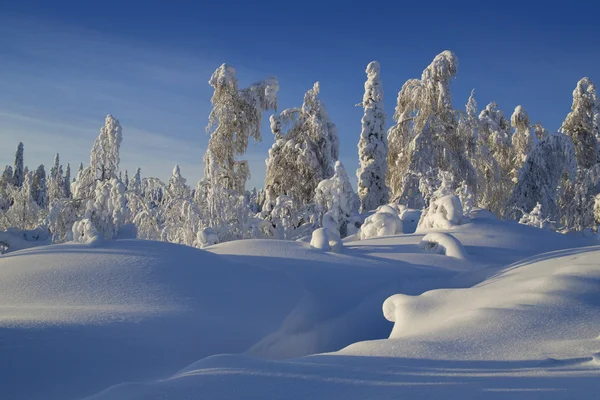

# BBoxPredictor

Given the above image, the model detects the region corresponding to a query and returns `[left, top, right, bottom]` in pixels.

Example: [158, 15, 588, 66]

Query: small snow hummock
[418, 195, 464, 230]
[359, 204, 403, 240]
[419, 232, 467, 259]
[198, 227, 219, 248]
[310, 228, 342, 253]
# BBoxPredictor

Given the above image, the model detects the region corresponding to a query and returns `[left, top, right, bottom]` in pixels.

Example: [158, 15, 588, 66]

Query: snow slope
[0, 240, 303, 400]
[90, 239, 600, 400]
[2, 213, 598, 399]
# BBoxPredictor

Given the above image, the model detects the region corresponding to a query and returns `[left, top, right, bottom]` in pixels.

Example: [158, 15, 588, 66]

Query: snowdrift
[0, 240, 303, 400]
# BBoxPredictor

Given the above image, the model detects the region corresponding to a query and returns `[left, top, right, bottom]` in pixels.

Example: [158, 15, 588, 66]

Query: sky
[0, 1, 598, 189]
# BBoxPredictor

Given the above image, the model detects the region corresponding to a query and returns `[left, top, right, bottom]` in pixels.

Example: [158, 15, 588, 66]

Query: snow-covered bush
[419, 232, 467, 259]
[519, 203, 551, 230]
[315, 161, 359, 237]
[359, 206, 403, 240]
[72, 218, 100, 244]
[197, 227, 218, 248]
[418, 195, 464, 230]
[310, 227, 342, 253]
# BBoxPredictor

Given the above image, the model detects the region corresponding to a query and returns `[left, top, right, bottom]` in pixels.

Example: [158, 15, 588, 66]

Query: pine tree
[12, 142, 24, 188]
[357, 61, 388, 212]
[31, 165, 48, 208]
[63, 163, 71, 198]
[48, 153, 64, 205]
[506, 133, 577, 222]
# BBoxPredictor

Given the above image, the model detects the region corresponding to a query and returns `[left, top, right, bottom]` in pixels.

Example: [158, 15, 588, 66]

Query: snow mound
[359, 208, 402, 240]
[419, 232, 467, 259]
[353, 246, 600, 361]
[0, 240, 302, 400]
[0, 227, 51, 254]
[418, 195, 463, 230]
[310, 227, 343, 252]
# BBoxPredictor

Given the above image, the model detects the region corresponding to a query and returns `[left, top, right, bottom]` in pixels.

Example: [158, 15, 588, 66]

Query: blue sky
[0, 1, 598, 188]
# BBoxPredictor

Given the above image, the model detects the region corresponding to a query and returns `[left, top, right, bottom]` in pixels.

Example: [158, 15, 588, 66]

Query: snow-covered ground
[1, 213, 599, 399]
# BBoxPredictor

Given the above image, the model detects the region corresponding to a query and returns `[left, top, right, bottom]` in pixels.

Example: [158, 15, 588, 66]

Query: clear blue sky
[0, 1, 598, 188]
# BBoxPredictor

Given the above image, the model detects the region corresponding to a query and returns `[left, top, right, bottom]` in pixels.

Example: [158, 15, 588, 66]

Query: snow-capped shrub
[72, 218, 100, 244]
[418, 195, 463, 230]
[198, 227, 218, 248]
[419, 232, 467, 259]
[314, 161, 359, 238]
[310, 228, 342, 253]
[359, 208, 403, 240]
[519, 203, 551, 230]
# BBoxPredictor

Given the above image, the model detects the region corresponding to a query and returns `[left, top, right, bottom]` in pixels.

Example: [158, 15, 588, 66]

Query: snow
[2, 214, 600, 400]
[310, 227, 342, 252]
[419, 232, 467, 259]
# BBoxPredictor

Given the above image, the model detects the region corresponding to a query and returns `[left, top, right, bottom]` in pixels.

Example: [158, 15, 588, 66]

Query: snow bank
[419, 232, 467, 259]
[0, 227, 51, 254]
[310, 227, 342, 252]
[0, 240, 302, 400]
[418, 195, 463, 230]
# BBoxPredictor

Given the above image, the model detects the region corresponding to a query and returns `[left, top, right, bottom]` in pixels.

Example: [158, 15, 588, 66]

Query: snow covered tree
[314, 161, 359, 237]
[12, 142, 24, 188]
[269, 195, 299, 240]
[202, 64, 278, 242]
[387, 51, 469, 208]
[168, 165, 191, 200]
[31, 165, 48, 209]
[559, 77, 599, 169]
[63, 163, 71, 199]
[204, 64, 278, 195]
[265, 82, 339, 208]
[123, 169, 129, 188]
[48, 153, 64, 205]
[357, 61, 388, 212]
[76, 178, 129, 240]
[73, 115, 123, 200]
[519, 202, 550, 229]
[532, 123, 548, 141]
[506, 133, 577, 222]
[130, 168, 141, 194]
[478, 102, 513, 216]
[6, 171, 39, 229]
[511, 105, 536, 176]
[0, 166, 12, 211]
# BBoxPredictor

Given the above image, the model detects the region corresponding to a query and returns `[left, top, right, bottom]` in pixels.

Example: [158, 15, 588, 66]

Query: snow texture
[418, 194, 464, 230]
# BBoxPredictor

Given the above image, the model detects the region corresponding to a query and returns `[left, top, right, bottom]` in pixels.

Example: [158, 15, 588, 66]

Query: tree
[202, 64, 278, 241]
[76, 178, 129, 240]
[519, 202, 550, 229]
[204, 64, 278, 195]
[506, 133, 577, 222]
[265, 82, 339, 208]
[478, 102, 513, 216]
[6, 171, 39, 229]
[560, 77, 599, 169]
[315, 161, 359, 237]
[31, 165, 48, 208]
[73, 115, 123, 199]
[357, 61, 388, 212]
[511, 105, 536, 176]
[63, 163, 72, 198]
[387, 51, 466, 208]
[12, 142, 24, 188]
[48, 153, 64, 205]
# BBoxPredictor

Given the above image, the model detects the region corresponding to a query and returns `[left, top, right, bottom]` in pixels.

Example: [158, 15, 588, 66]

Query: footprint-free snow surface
[1, 214, 599, 399]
